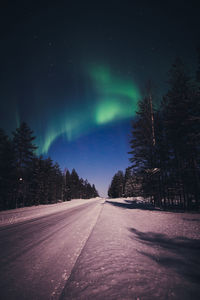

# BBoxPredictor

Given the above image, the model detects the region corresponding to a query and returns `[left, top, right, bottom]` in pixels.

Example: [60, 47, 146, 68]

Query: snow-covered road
[0, 198, 200, 299]
[0, 198, 103, 300]
[0, 198, 102, 227]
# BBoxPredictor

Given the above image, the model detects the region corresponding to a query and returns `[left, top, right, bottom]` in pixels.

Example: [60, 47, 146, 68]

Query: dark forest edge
[0, 122, 99, 211]
[108, 54, 200, 211]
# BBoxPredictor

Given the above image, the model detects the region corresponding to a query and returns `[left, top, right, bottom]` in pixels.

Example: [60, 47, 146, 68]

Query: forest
[0, 122, 98, 210]
[1, 54, 200, 211]
[108, 56, 200, 210]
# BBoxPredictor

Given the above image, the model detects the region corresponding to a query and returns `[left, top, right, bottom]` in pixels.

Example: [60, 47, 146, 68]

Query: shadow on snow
[106, 199, 156, 210]
[106, 199, 200, 213]
[129, 227, 200, 284]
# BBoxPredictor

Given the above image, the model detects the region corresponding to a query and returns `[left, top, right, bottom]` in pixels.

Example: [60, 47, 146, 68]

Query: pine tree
[124, 168, 137, 197]
[30, 156, 44, 205]
[162, 58, 198, 208]
[129, 95, 156, 171]
[44, 157, 55, 204]
[79, 178, 85, 198]
[70, 169, 80, 199]
[128, 91, 159, 203]
[85, 180, 93, 198]
[64, 169, 72, 201]
[123, 168, 132, 197]
[12, 122, 37, 207]
[12, 122, 37, 170]
[196, 46, 200, 89]
[29, 157, 63, 205]
[153, 110, 169, 206]
[0, 122, 100, 209]
[0, 129, 15, 209]
[108, 170, 124, 198]
[193, 50, 200, 206]
[53, 162, 63, 202]
[92, 184, 99, 197]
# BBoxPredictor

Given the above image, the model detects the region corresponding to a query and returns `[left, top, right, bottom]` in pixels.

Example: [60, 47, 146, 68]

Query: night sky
[1, 1, 200, 196]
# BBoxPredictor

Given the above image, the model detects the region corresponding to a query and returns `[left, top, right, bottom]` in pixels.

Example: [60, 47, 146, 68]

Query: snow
[1, 197, 200, 299]
[61, 197, 200, 300]
[0, 197, 102, 227]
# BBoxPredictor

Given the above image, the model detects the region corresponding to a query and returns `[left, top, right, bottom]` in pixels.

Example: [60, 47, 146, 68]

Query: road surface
[0, 198, 103, 300]
[0, 198, 200, 299]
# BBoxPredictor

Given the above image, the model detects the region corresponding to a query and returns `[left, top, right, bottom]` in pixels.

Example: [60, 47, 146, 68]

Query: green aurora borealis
[40, 64, 140, 154]
[2, 1, 199, 197]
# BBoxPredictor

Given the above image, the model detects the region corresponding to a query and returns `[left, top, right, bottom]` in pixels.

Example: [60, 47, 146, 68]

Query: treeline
[108, 55, 200, 210]
[0, 122, 98, 210]
[64, 169, 99, 201]
[108, 168, 141, 198]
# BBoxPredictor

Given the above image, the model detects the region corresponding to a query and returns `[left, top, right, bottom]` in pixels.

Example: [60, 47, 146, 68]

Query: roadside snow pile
[0, 197, 101, 227]
[125, 196, 145, 203]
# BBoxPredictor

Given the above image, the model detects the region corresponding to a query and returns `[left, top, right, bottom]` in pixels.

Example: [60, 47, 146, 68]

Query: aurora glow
[39, 64, 140, 154]
[1, 1, 198, 197]
[89, 65, 140, 125]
